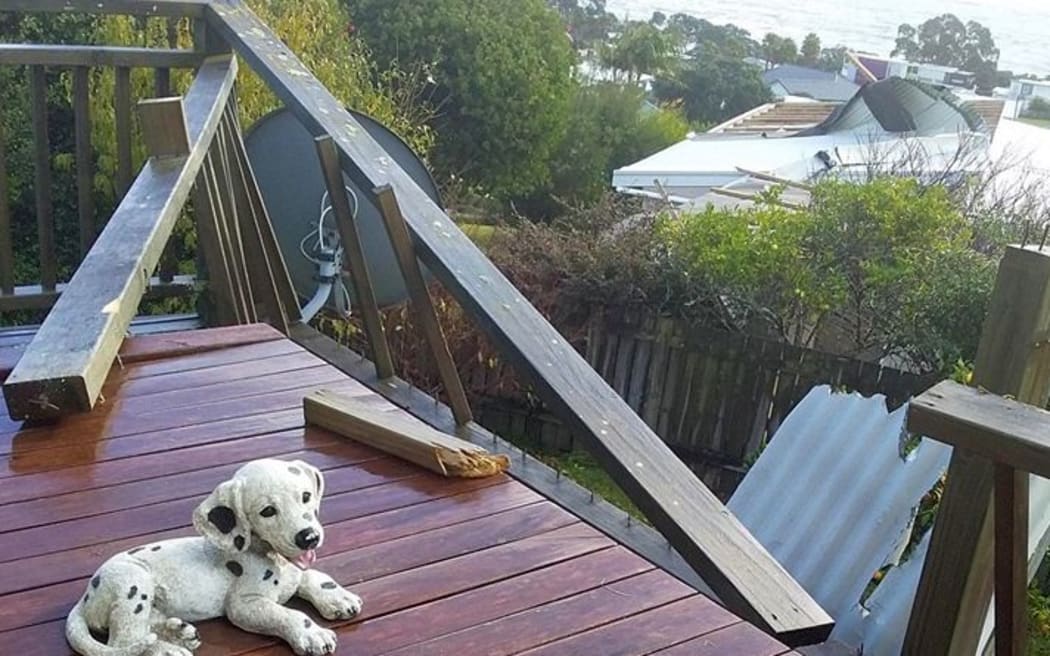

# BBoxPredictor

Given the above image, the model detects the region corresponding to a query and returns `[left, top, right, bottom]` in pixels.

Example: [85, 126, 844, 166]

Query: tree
[666, 14, 757, 60]
[800, 33, 821, 67]
[536, 83, 687, 211]
[652, 55, 772, 124]
[817, 46, 848, 73]
[761, 33, 798, 67]
[892, 14, 1000, 72]
[348, 0, 576, 199]
[599, 21, 678, 83]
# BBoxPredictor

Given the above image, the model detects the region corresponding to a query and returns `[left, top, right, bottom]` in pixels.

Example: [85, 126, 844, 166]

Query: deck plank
[381, 569, 696, 656]
[651, 621, 797, 655]
[515, 595, 740, 656]
[0, 327, 796, 656]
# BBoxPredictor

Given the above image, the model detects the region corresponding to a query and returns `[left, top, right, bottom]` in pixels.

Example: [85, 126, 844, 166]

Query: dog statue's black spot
[321, 582, 337, 590]
[234, 535, 245, 551]
[150, 545, 162, 552]
[263, 569, 274, 581]
[303, 619, 312, 628]
[127, 585, 138, 599]
[83, 594, 89, 603]
[134, 604, 143, 615]
[141, 594, 148, 601]
[208, 506, 237, 534]
[91, 575, 100, 589]
[128, 547, 144, 555]
[302, 512, 312, 521]
[273, 579, 279, 586]
[226, 561, 243, 577]
[288, 466, 302, 475]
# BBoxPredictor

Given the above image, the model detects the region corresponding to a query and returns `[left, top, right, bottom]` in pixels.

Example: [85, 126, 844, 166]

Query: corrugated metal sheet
[728, 385, 952, 654]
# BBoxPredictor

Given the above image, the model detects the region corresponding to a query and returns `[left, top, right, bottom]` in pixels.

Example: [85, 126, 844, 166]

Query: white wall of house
[1011, 79, 1050, 100]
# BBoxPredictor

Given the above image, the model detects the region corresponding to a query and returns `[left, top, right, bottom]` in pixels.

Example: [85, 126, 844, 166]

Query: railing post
[29, 65, 56, 292]
[374, 185, 473, 426]
[314, 135, 395, 381]
[904, 244, 1050, 655]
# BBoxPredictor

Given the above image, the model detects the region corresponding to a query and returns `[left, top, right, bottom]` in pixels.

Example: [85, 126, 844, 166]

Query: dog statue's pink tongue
[294, 550, 316, 570]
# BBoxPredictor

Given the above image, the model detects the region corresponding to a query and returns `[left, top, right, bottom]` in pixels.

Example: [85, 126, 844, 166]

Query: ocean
[609, 0, 1050, 76]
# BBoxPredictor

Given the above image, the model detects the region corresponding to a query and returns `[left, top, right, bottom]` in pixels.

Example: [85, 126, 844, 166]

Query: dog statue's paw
[159, 618, 201, 651]
[290, 619, 337, 656]
[313, 587, 363, 621]
[143, 640, 195, 656]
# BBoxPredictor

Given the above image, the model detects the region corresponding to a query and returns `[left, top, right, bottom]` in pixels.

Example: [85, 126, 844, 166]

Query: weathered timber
[908, 380, 1050, 479]
[905, 245, 1050, 655]
[0, 119, 12, 295]
[2, 56, 237, 421]
[315, 135, 394, 380]
[29, 65, 56, 292]
[288, 322, 713, 597]
[192, 151, 239, 325]
[2, 0, 207, 17]
[208, 2, 832, 643]
[305, 389, 509, 478]
[73, 66, 95, 257]
[114, 66, 133, 198]
[0, 44, 203, 68]
[137, 97, 191, 160]
[0, 276, 195, 313]
[374, 185, 472, 426]
[222, 103, 299, 328]
[996, 465, 1028, 656]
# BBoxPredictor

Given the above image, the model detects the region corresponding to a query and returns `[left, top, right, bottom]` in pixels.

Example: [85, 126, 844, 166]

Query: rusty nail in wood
[589, 490, 595, 504]
[626, 513, 632, 527]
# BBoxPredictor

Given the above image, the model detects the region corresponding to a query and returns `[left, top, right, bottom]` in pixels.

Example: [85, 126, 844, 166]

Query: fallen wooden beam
[304, 389, 509, 478]
[2, 56, 237, 421]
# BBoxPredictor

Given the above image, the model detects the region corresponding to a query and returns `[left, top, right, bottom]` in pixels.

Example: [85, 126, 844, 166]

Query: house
[612, 77, 998, 204]
[1009, 77, 1050, 116]
[762, 64, 859, 102]
[844, 53, 975, 90]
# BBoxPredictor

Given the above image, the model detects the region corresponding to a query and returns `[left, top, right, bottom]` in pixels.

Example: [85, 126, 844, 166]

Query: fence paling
[477, 311, 938, 499]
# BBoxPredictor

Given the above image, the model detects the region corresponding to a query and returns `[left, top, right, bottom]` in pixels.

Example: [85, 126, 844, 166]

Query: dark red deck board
[0, 326, 794, 656]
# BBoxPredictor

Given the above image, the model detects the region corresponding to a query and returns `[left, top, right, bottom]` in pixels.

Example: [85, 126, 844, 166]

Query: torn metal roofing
[728, 385, 951, 654]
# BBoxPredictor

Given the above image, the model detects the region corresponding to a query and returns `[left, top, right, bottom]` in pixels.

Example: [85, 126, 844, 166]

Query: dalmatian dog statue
[66, 459, 363, 656]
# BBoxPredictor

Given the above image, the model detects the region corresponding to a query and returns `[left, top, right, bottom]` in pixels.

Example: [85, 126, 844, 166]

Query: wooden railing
[908, 381, 1050, 656]
[0, 40, 204, 312]
[0, 0, 833, 647]
[903, 244, 1050, 656]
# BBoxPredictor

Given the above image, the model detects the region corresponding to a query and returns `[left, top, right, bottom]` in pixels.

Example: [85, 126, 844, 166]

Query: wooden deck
[0, 325, 800, 655]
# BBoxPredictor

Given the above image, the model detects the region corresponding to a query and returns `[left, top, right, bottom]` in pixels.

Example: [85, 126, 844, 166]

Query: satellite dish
[245, 107, 441, 320]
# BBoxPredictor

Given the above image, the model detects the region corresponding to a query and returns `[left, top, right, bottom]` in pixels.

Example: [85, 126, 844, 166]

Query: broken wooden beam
[304, 389, 509, 478]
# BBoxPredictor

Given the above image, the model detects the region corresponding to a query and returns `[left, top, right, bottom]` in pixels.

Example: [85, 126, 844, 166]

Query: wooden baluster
[220, 106, 289, 334]
[373, 184, 473, 426]
[225, 98, 299, 323]
[0, 117, 13, 295]
[30, 65, 56, 292]
[193, 150, 239, 326]
[114, 66, 132, 199]
[314, 135, 394, 379]
[995, 464, 1028, 656]
[73, 66, 95, 258]
[211, 116, 256, 323]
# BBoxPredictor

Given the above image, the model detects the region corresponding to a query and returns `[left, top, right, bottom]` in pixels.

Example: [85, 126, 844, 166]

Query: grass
[1019, 117, 1050, 130]
[501, 430, 645, 521]
[458, 223, 498, 248]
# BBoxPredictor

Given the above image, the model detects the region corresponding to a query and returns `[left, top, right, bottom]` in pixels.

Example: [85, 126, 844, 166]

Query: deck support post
[904, 245, 1050, 655]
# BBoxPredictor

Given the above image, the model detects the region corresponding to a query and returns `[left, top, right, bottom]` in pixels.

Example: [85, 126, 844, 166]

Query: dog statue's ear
[291, 459, 325, 502]
[193, 478, 251, 553]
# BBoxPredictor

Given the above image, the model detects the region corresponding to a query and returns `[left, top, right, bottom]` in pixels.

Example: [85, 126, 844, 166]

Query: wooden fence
[479, 310, 940, 498]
